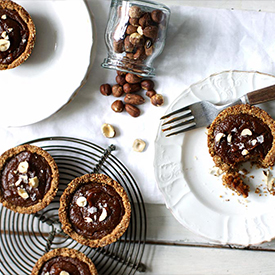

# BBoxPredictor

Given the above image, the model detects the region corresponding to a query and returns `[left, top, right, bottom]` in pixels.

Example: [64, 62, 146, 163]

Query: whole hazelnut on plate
[115, 75, 127, 86]
[111, 100, 124, 113]
[146, 90, 156, 98]
[123, 83, 141, 93]
[100, 84, 112, 96]
[112, 84, 124, 97]
[151, 94, 164, 106]
[125, 73, 142, 84]
[141, 79, 154, 90]
[125, 104, 140, 117]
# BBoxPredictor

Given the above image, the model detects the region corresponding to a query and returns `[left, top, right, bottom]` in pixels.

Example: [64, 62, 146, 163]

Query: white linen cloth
[1, 1, 275, 203]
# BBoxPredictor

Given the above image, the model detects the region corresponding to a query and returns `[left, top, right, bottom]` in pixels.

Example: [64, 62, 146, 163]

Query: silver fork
[161, 84, 275, 137]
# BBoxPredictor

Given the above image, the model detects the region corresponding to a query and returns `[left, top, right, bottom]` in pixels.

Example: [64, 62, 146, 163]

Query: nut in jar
[101, 0, 170, 77]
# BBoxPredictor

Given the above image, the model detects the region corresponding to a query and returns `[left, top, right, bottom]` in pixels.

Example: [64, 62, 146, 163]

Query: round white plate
[0, 0, 94, 127]
[154, 70, 275, 246]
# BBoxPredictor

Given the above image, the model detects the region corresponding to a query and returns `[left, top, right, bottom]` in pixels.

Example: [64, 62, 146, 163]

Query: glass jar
[101, 0, 170, 77]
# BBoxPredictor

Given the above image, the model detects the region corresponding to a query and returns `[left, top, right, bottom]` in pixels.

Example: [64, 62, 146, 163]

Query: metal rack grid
[0, 136, 147, 275]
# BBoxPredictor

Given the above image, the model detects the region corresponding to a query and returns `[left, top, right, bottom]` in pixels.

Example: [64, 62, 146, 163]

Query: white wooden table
[135, 1, 275, 274]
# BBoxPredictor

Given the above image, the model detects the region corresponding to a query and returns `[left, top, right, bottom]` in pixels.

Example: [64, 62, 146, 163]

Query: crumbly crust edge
[59, 173, 131, 248]
[0, 144, 59, 214]
[31, 248, 98, 275]
[0, 0, 36, 70]
[207, 104, 275, 171]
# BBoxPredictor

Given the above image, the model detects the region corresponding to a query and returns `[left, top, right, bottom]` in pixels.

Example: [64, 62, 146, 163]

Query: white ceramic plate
[0, 0, 94, 127]
[154, 71, 275, 246]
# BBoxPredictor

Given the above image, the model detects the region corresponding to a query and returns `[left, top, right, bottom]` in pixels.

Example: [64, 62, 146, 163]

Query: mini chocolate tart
[0, 0, 36, 70]
[59, 173, 131, 248]
[0, 144, 59, 213]
[208, 104, 275, 172]
[31, 248, 98, 275]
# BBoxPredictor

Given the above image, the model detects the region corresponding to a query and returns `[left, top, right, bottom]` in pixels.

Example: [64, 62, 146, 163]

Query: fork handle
[246, 84, 275, 105]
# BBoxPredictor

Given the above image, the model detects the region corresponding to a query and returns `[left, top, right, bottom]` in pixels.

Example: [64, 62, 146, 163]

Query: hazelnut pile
[100, 71, 164, 118]
[113, 5, 166, 62]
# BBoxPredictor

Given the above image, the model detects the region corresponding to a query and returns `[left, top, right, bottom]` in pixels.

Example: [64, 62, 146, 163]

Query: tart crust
[208, 104, 275, 172]
[0, 144, 59, 214]
[31, 248, 98, 275]
[59, 173, 131, 248]
[0, 0, 36, 70]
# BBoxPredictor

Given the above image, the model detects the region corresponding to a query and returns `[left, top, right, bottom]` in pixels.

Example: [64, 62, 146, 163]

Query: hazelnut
[126, 25, 137, 35]
[141, 79, 154, 90]
[111, 100, 124, 113]
[146, 90, 156, 98]
[112, 84, 124, 97]
[151, 94, 164, 106]
[132, 139, 146, 152]
[18, 161, 29, 173]
[151, 9, 165, 23]
[101, 123, 116, 138]
[137, 26, 143, 35]
[125, 73, 142, 84]
[124, 94, 145, 105]
[125, 104, 141, 117]
[129, 17, 139, 27]
[139, 13, 152, 28]
[145, 44, 154, 56]
[124, 36, 135, 52]
[133, 47, 147, 61]
[129, 6, 142, 18]
[143, 26, 158, 41]
[113, 39, 124, 53]
[116, 74, 127, 86]
[126, 52, 134, 60]
[129, 32, 144, 47]
[100, 84, 112, 96]
[123, 83, 141, 93]
[117, 70, 127, 76]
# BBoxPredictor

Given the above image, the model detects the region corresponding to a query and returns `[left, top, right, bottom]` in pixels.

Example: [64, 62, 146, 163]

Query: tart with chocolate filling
[31, 248, 98, 275]
[0, 144, 59, 213]
[208, 104, 275, 197]
[0, 0, 36, 70]
[59, 173, 131, 248]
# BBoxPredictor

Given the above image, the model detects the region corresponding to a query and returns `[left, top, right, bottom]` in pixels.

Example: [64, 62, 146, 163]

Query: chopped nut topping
[1, 14, 7, 19]
[241, 149, 249, 156]
[18, 189, 29, 199]
[209, 166, 224, 176]
[88, 206, 97, 214]
[132, 139, 146, 152]
[15, 178, 22, 186]
[215, 133, 225, 143]
[227, 133, 232, 143]
[137, 26, 143, 35]
[19, 174, 28, 183]
[84, 217, 93, 223]
[18, 161, 29, 173]
[257, 135, 264, 143]
[263, 170, 275, 191]
[76, 196, 87, 207]
[99, 208, 108, 222]
[60, 271, 70, 275]
[7, 28, 13, 32]
[29, 176, 39, 188]
[0, 39, 10, 52]
[240, 129, 252, 136]
[250, 139, 257, 146]
[1, 31, 8, 40]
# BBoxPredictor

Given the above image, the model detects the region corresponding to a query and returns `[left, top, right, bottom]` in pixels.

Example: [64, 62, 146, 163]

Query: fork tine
[160, 106, 190, 120]
[162, 112, 194, 126]
[162, 117, 195, 132]
[165, 124, 196, 137]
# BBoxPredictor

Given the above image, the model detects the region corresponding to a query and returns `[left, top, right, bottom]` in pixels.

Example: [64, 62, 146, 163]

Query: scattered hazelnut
[151, 94, 164, 106]
[18, 161, 29, 174]
[100, 84, 112, 96]
[112, 84, 124, 97]
[146, 90, 156, 98]
[123, 83, 141, 93]
[125, 104, 141, 117]
[124, 94, 145, 105]
[151, 9, 165, 23]
[141, 79, 154, 90]
[129, 6, 142, 18]
[115, 75, 127, 86]
[111, 100, 124, 112]
[125, 73, 142, 84]
[132, 139, 146, 152]
[101, 123, 116, 138]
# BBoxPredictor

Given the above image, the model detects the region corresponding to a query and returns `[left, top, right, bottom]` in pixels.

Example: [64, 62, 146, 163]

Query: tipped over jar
[101, 0, 170, 77]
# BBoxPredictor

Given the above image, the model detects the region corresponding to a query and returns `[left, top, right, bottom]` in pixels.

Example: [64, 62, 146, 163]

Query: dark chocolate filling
[0, 151, 52, 207]
[213, 114, 273, 164]
[0, 8, 29, 64]
[69, 182, 125, 239]
[39, 256, 91, 275]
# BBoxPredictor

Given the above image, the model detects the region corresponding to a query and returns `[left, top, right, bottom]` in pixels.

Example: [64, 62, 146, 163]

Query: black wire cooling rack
[0, 136, 147, 275]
